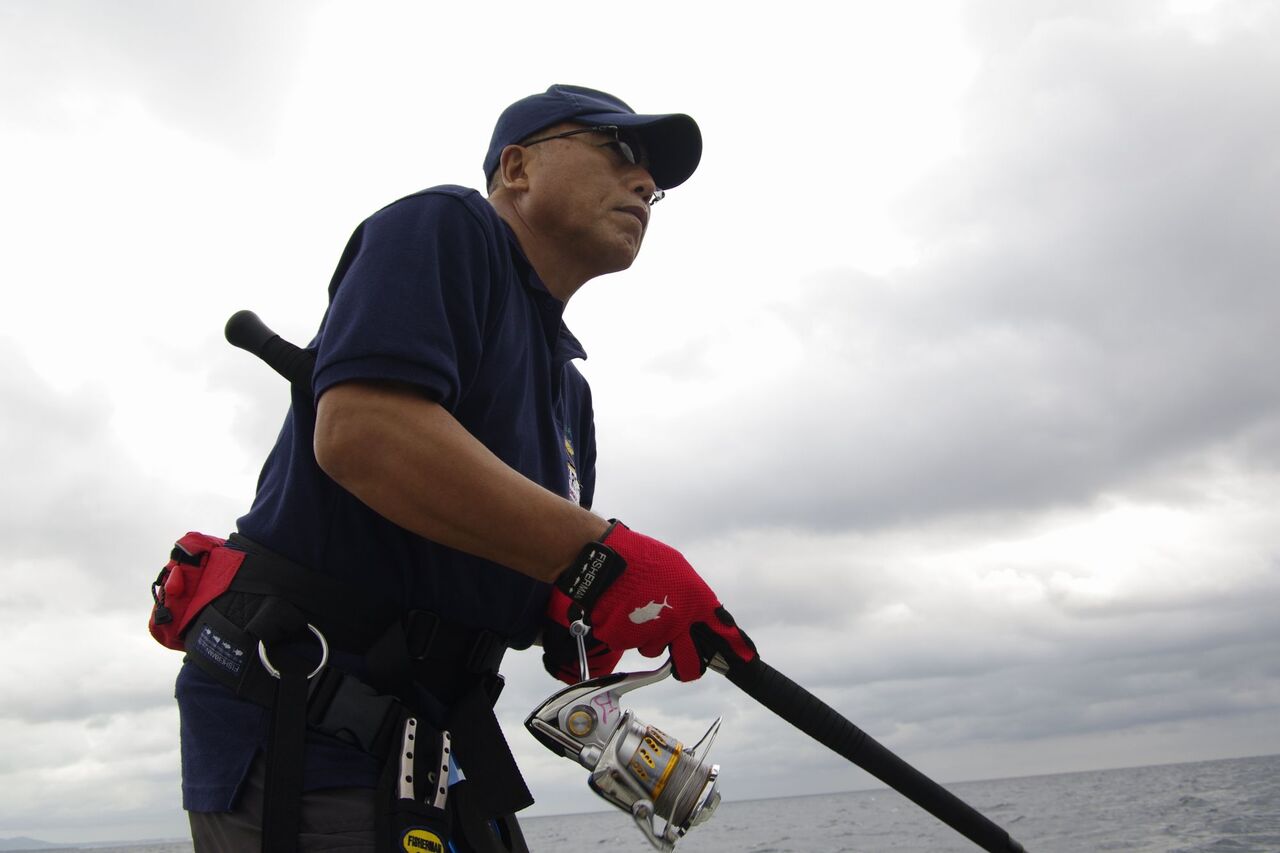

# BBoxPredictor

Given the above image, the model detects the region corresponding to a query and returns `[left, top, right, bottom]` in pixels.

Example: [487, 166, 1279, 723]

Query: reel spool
[526, 661, 722, 850]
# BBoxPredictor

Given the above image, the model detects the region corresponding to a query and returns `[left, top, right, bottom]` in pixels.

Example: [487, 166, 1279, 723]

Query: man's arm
[313, 380, 609, 583]
[317, 380, 755, 684]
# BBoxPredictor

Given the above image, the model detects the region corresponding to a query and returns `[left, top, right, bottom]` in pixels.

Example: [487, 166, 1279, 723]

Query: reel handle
[722, 658, 1027, 853]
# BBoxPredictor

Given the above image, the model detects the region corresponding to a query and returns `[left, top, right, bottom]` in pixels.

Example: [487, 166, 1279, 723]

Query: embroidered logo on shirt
[564, 430, 582, 504]
[629, 597, 672, 624]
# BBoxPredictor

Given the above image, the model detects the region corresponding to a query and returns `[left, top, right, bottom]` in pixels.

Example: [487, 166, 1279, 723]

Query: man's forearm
[314, 380, 608, 583]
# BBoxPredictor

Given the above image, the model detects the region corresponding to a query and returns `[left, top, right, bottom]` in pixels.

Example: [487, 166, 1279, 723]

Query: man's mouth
[616, 204, 649, 229]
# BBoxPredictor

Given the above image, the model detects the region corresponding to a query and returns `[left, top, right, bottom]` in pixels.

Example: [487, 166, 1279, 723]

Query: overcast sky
[3, 0, 1279, 846]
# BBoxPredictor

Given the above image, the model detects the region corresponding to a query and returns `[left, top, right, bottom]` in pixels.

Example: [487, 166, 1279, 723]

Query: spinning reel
[525, 624, 722, 850]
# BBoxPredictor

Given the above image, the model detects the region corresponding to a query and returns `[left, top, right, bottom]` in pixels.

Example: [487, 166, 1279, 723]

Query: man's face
[516, 123, 660, 276]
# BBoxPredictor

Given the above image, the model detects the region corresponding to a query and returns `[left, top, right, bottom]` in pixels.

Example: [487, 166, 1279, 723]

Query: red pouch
[149, 532, 246, 651]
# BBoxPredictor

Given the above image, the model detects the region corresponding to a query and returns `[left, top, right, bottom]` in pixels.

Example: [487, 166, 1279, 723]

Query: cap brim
[576, 111, 702, 190]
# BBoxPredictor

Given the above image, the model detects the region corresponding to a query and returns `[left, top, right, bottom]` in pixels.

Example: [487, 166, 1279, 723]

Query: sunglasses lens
[616, 140, 639, 166]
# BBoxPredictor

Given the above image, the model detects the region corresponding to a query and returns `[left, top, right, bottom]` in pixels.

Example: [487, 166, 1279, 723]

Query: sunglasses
[521, 125, 666, 206]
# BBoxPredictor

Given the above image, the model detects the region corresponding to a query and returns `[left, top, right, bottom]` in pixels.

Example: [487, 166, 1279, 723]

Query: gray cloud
[0, 340, 241, 607]
[598, 8, 1280, 542]
[0, 342, 152, 561]
[4, 0, 1280, 843]
[0, 0, 311, 152]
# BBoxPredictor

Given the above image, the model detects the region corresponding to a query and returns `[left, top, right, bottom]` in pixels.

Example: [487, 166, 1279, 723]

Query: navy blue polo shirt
[176, 185, 597, 811]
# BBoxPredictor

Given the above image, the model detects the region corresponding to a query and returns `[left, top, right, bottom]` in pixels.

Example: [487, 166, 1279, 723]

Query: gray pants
[188, 755, 377, 852]
[189, 753, 529, 853]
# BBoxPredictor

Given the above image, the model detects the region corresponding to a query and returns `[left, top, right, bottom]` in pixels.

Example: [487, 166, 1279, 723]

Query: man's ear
[498, 144, 531, 193]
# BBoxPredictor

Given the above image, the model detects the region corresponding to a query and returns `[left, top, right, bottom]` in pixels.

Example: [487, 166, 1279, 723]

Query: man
[175, 84, 756, 852]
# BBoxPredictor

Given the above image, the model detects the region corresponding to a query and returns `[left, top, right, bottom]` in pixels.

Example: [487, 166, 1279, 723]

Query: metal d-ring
[258, 623, 329, 680]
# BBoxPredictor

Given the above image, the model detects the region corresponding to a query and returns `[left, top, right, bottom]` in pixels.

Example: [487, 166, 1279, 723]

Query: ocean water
[520, 753, 1280, 852]
[15, 753, 1279, 852]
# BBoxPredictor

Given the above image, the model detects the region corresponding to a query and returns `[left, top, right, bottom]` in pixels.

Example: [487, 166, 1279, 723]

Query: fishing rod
[719, 656, 1026, 852]
[225, 309, 1028, 852]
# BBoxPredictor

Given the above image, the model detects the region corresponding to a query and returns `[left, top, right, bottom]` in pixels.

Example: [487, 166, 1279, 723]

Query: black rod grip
[723, 659, 1026, 853]
[225, 310, 316, 387]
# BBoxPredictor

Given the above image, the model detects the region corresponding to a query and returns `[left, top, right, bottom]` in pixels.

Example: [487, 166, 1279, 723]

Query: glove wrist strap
[555, 521, 627, 615]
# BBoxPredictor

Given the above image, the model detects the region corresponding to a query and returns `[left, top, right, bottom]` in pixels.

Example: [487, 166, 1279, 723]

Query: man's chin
[600, 243, 642, 276]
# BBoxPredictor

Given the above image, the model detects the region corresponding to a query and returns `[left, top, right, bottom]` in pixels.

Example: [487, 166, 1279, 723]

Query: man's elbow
[313, 385, 372, 487]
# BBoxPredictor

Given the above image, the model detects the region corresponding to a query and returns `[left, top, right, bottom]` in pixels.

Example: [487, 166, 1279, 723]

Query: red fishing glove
[541, 621, 624, 685]
[547, 521, 757, 681]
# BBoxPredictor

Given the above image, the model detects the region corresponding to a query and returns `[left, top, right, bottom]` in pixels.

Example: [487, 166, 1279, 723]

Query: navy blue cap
[484, 84, 701, 191]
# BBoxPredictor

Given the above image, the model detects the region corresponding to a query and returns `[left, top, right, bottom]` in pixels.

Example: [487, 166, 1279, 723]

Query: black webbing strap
[447, 678, 533, 818]
[368, 609, 507, 702]
[262, 648, 309, 853]
[241, 596, 312, 853]
[226, 534, 391, 650]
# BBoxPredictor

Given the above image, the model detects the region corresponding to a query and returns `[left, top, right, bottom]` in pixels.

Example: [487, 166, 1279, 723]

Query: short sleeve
[313, 191, 502, 410]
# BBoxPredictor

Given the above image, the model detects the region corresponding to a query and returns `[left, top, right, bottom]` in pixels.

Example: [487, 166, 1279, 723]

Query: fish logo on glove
[629, 597, 672, 624]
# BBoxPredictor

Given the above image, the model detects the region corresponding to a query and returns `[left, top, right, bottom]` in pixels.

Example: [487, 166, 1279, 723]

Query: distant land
[0, 839, 189, 852]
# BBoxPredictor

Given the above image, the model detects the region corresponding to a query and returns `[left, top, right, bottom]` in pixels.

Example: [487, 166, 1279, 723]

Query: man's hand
[546, 521, 756, 681]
